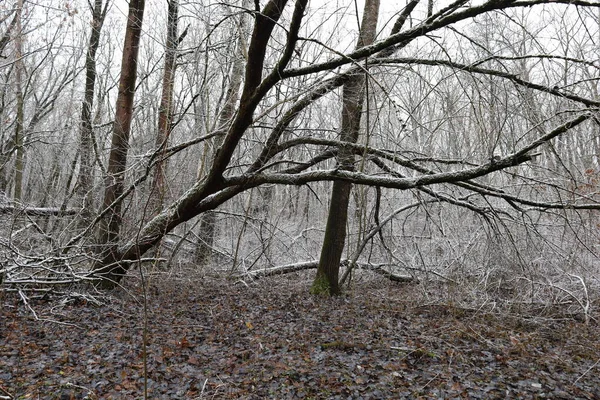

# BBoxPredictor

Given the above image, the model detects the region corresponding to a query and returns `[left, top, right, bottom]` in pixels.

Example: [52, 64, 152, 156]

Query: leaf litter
[1, 273, 599, 399]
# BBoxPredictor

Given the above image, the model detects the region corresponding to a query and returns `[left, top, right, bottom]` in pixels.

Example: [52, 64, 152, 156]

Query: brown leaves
[1, 277, 599, 399]
[177, 336, 191, 349]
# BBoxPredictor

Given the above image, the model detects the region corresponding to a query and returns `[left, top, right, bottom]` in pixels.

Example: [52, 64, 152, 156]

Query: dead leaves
[1, 276, 599, 399]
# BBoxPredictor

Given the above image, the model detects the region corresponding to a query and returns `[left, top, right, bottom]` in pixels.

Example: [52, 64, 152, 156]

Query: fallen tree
[238, 259, 417, 283]
[0, 204, 80, 216]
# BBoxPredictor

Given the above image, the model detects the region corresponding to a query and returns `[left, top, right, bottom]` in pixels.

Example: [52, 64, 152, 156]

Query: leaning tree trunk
[76, 0, 109, 227]
[96, 0, 145, 263]
[93, 0, 294, 287]
[311, 0, 380, 296]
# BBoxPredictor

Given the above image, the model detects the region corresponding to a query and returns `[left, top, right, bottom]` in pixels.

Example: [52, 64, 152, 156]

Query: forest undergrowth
[1, 270, 599, 399]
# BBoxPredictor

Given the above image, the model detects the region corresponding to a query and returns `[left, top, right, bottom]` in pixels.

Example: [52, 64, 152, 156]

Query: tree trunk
[96, 0, 145, 258]
[238, 259, 416, 283]
[150, 0, 184, 215]
[312, 0, 380, 296]
[93, 0, 294, 287]
[194, 4, 248, 265]
[0, 10, 25, 192]
[76, 0, 108, 226]
[12, 0, 24, 202]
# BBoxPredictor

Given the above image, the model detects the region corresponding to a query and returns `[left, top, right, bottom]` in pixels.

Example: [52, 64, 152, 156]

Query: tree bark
[312, 0, 380, 296]
[0, 6, 19, 193]
[93, 0, 295, 287]
[150, 0, 184, 215]
[0, 9, 18, 58]
[96, 0, 145, 257]
[12, 0, 24, 202]
[238, 259, 416, 283]
[76, 0, 109, 226]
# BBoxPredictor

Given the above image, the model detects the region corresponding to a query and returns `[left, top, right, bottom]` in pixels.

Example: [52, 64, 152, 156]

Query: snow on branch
[239, 260, 416, 283]
[0, 204, 80, 216]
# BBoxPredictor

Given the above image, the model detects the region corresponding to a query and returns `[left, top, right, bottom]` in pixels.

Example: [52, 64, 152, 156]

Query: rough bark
[76, 0, 109, 226]
[81, 0, 585, 289]
[93, 0, 296, 287]
[96, 0, 145, 257]
[312, 0, 380, 296]
[150, 0, 186, 215]
[12, 0, 24, 201]
[0, 9, 18, 58]
[0, 4, 19, 193]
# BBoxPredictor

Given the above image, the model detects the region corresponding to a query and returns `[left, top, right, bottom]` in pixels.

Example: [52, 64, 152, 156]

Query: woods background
[0, 0, 599, 309]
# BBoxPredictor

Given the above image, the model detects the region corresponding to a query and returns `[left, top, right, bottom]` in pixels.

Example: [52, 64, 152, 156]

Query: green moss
[310, 274, 330, 295]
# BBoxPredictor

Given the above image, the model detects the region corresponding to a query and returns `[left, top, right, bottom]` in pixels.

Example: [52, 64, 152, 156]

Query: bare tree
[312, 0, 380, 295]
[75, 0, 110, 226]
[149, 0, 188, 215]
[87, 0, 600, 290]
[12, 0, 24, 201]
[96, 0, 145, 256]
[194, 2, 249, 265]
[0, 1, 79, 205]
[0, 6, 18, 58]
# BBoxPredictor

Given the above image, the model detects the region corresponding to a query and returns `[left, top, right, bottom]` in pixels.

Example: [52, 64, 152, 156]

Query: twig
[64, 382, 95, 395]
[574, 358, 600, 384]
[420, 372, 441, 391]
[0, 384, 13, 399]
[568, 274, 590, 325]
[235, 279, 250, 288]
[390, 346, 413, 352]
[33, 318, 82, 329]
[18, 289, 38, 320]
[198, 378, 208, 399]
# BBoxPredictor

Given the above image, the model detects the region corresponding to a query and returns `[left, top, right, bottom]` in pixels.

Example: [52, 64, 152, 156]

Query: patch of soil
[1, 274, 599, 399]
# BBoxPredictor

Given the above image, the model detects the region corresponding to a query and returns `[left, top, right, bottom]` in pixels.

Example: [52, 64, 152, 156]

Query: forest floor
[1, 271, 599, 399]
